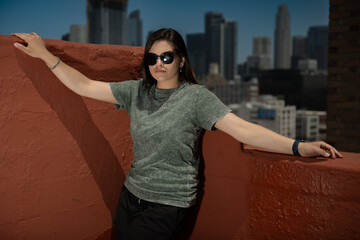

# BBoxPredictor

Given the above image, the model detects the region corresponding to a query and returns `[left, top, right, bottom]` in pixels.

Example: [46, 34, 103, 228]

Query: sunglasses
[145, 51, 176, 66]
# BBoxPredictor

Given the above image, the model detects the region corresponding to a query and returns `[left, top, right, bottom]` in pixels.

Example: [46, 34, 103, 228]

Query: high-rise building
[69, 24, 88, 43]
[274, 5, 291, 69]
[292, 36, 307, 56]
[237, 63, 247, 79]
[247, 55, 272, 73]
[87, 0, 128, 45]
[128, 10, 142, 46]
[205, 12, 223, 69]
[247, 37, 272, 74]
[307, 26, 329, 70]
[205, 12, 237, 80]
[222, 19, 237, 80]
[291, 36, 307, 69]
[205, 12, 223, 74]
[186, 33, 207, 79]
[253, 37, 271, 57]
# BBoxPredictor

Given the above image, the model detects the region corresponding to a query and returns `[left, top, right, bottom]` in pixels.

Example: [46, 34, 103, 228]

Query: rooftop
[1, 0, 360, 237]
[0, 34, 359, 239]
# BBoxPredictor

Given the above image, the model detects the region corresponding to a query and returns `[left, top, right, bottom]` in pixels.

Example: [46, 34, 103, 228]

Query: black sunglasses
[145, 51, 176, 66]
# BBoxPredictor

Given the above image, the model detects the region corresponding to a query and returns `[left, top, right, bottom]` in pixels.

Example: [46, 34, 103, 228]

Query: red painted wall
[0, 35, 141, 239]
[1, 35, 360, 240]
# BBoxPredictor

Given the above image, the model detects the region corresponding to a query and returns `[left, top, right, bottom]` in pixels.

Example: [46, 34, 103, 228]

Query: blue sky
[0, 0, 329, 63]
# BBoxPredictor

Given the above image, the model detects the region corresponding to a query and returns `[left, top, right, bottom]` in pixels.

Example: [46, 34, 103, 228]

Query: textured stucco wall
[1, 35, 360, 240]
[194, 133, 360, 240]
[0, 35, 142, 239]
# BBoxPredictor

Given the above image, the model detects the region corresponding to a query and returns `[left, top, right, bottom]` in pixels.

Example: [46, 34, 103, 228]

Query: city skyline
[0, 0, 329, 63]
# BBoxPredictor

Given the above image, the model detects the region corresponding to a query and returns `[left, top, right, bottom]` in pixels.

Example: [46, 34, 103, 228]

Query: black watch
[292, 139, 304, 156]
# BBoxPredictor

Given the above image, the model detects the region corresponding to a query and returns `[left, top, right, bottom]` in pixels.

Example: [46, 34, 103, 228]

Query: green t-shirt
[109, 79, 231, 208]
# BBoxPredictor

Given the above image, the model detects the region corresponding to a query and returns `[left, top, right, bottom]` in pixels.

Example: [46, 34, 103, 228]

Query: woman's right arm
[12, 32, 117, 104]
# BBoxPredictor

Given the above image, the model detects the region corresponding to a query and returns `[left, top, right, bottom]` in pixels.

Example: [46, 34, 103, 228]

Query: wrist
[48, 56, 60, 70]
[42, 52, 59, 68]
[292, 139, 304, 156]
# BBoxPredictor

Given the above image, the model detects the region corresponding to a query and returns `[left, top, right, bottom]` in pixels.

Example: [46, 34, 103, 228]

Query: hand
[12, 32, 49, 59]
[298, 141, 343, 158]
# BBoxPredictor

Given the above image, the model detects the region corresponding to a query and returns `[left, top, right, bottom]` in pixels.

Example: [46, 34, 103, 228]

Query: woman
[12, 28, 342, 240]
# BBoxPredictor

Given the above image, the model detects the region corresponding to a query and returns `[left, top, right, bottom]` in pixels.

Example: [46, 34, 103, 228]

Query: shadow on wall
[0, 36, 143, 239]
[14, 49, 125, 218]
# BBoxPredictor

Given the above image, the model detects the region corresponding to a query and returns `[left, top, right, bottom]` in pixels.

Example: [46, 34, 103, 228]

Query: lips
[155, 69, 166, 73]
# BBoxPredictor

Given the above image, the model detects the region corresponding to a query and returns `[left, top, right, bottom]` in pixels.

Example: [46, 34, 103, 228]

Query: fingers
[12, 33, 29, 41]
[316, 146, 331, 158]
[334, 148, 343, 158]
[14, 42, 29, 54]
[320, 142, 334, 158]
[301, 141, 343, 159]
[322, 141, 343, 158]
[12, 32, 46, 58]
[12, 32, 41, 42]
[319, 141, 343, 159]
[12, 33, 29, 53]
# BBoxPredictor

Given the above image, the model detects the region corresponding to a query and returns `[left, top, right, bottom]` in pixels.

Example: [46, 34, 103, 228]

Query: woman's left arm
[215, 113, 343, 158]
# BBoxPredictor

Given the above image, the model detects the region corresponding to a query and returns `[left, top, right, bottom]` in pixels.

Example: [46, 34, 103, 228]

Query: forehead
[149, 40, 175, 54]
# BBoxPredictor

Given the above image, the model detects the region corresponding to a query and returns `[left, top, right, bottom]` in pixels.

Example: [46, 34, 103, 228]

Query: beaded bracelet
[49, 56, 60, 70]
[292, 139, 304, 156]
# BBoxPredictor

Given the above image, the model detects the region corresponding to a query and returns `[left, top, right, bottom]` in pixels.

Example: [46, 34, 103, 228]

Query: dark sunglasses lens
[161, 52, 174, 64]
[146, 54, 158, 66]
[146, 52, 175, 65]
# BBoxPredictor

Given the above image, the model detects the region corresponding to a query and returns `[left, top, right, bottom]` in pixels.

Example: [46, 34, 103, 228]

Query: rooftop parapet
[0, 35, 359, 240]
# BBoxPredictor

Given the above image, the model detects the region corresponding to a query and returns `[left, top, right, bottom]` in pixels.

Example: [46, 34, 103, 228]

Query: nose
[155, 57, 164, 67]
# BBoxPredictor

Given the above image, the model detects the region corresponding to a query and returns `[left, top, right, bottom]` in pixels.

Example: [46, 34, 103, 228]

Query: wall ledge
[243, 143, 360, 173]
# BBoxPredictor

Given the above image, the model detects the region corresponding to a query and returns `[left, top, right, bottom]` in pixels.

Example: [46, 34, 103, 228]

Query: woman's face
[147, 40, 184, 89]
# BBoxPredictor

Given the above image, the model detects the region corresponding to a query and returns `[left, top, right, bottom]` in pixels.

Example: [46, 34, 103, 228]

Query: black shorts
[113, 186, 193, 240]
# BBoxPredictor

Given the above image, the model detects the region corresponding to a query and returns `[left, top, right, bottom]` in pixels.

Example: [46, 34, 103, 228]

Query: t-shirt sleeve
[194, 86, 232, 131]
[109, 80, 138, 112]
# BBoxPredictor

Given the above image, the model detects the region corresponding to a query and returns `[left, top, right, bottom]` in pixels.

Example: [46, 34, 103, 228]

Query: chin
[154, 75, 169, 82]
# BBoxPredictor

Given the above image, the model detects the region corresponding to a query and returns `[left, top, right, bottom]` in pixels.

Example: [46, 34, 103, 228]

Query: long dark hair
[141, 28, 198, 88]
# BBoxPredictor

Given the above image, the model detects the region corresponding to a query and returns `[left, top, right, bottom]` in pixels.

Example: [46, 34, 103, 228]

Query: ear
[180, 57, 185, 68]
